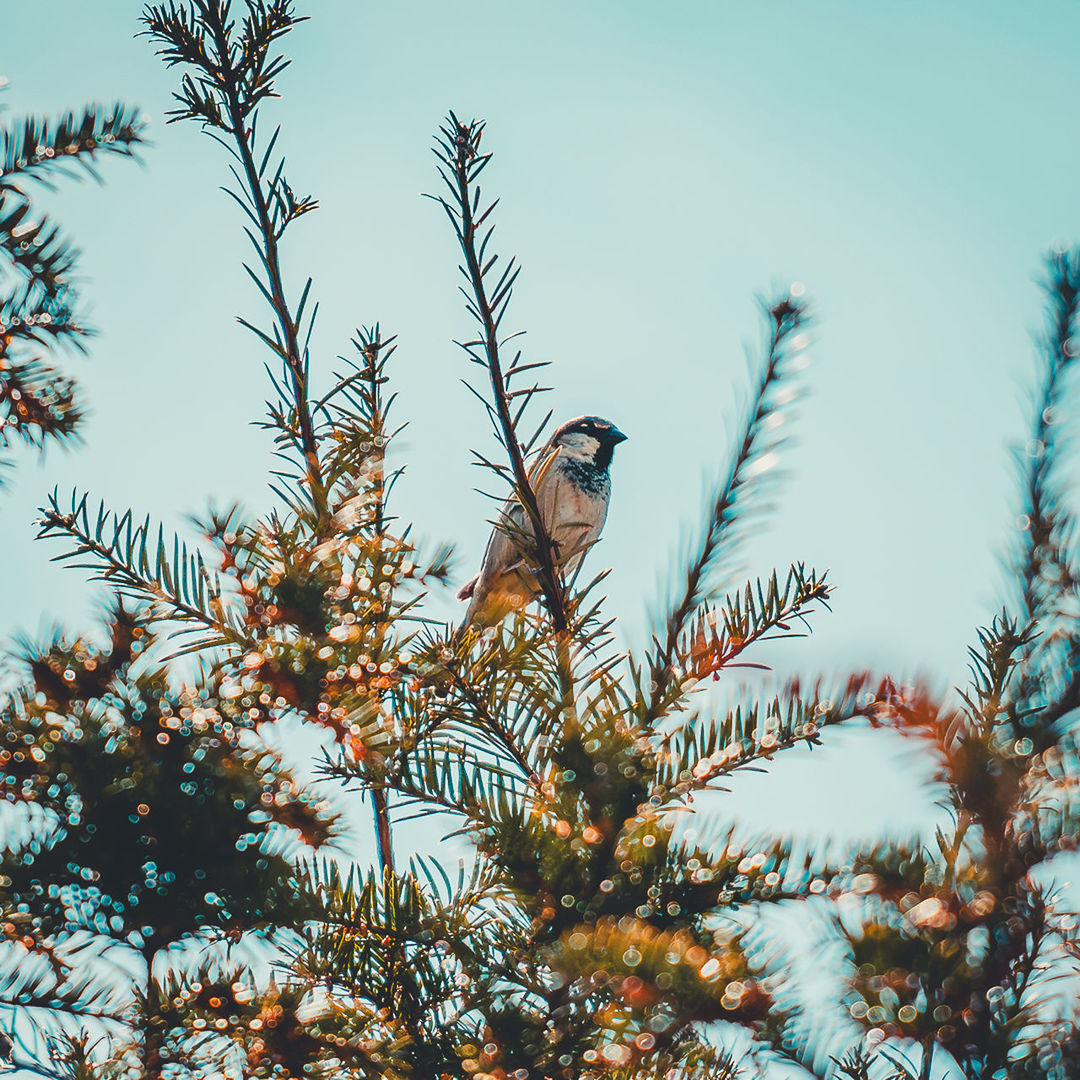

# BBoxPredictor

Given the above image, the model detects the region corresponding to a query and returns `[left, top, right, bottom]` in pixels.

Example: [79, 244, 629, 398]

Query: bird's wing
[460, 445, 568, 626]
[533, 455, 567, 552]
[462, 445, 562, 599]
[467, 495, 524, 596]
[483, 449, 561, 565]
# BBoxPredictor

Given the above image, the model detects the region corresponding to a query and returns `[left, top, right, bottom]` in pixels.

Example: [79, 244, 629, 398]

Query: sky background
[2, 1, 1080, 903]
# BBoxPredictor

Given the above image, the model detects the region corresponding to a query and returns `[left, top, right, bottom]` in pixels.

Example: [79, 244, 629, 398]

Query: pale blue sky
[2, 2, 1078, 847]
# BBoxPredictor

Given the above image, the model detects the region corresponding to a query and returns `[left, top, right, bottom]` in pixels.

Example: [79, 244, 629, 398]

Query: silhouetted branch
[431, 114, 567, 632]
[644, 294, 808, 723]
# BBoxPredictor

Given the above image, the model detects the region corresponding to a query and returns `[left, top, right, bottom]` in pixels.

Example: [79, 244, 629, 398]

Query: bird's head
[551, 415, 627, 468]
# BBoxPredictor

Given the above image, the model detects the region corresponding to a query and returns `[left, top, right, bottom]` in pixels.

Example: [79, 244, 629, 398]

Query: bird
[457, 415, 627, 629]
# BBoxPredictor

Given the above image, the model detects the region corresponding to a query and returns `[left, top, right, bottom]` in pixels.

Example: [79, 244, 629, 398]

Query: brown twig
[210, 15, 327, 524]
[440, 116, 567, 632]
[370, 787, 395, 876]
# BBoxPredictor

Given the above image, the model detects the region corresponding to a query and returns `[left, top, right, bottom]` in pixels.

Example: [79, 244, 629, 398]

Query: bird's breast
[556, 457, 611, 499]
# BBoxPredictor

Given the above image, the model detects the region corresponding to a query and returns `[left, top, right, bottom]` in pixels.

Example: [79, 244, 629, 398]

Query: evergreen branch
[0, 103, 142, 473]
[431, 115, 567, 631]
[155, 966, 413, 1078]
[658, 673, 883, 793]
[1012, 249, 1080, 629]
[661, 828, 819, 908]
[287, 860, 510, 1071]
[1005, 252, 1080, 753]
[5, 1051, 71, 1080]
[141, 1, 327, 522]
[0, 937, 131, 1069]
[646, 565, 831, 716]
[0, 191, 78, 303]
[214, 127, 324, 521]
[298, 859, 498, 1002]
[316, 325, 402, 876]
[0, 356, 82, 451]
[431, 665, 539, 782]
[642, 1044, 742, 1080]
[317, 326, 399, 503]
[386, 744, 532, 825]
[370, 788, 394, 878]
[412, 629, 568, 783]
[0, 290, 83, 349]
[1010, 601, 1080, 751]
[0, 103, 143, 188]
[36, 489, 233, 636]
[644, 294, 809, 725]
[316, 699, 533, 827]
[958, 611, 1031, 736]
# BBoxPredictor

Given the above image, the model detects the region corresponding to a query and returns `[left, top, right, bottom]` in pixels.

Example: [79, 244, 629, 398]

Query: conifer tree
[7, 2, 846, 1074]
[2, 3, 1079, 1080]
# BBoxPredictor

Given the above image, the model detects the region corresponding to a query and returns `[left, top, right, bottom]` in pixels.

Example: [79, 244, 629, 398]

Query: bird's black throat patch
[560, 456, 611, 496]
[593, 441, 616, 470]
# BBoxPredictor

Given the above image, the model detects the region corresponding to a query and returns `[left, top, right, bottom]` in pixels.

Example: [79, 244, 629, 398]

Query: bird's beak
[606, 427, 628, 444]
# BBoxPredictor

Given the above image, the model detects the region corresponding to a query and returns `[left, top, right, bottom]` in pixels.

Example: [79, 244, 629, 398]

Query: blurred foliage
[795, 254, 1080, 1080]
[0, 95, 143, 475]
[2, 3, 1078, 1080]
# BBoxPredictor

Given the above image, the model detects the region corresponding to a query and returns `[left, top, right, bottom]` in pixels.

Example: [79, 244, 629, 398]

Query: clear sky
[2, 2, 1080, 851]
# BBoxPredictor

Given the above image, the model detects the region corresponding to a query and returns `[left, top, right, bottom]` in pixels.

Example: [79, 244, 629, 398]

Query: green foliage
[0, 99, 142, 472]
[0, 603, 334, 1072]
[4, 610, 333, 946]
[14, 4, 842, 1068]
[763, 255, 1080, 1080]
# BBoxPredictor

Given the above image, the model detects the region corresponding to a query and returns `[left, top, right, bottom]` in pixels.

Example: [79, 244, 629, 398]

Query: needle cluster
[0, 97, 142, 473]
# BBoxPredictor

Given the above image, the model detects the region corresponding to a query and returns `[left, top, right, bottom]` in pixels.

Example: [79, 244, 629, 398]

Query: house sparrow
[457, 416, 627, 628]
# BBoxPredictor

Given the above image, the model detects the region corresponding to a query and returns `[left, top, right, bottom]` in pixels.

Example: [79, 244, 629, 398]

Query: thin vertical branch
[1014, 249, 1080, 627]
[644, 295, 806, 723]
[360, 331, 395, 875]
[141, 942, 164, 1076]
[918, 1036, 934, 1080]
[371, 787, 395, 876]
[207, 14, 327, 523]
[434, 115, 567, 632]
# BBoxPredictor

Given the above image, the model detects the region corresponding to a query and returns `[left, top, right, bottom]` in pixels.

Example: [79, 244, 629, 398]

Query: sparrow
[457, 416, 627, 629]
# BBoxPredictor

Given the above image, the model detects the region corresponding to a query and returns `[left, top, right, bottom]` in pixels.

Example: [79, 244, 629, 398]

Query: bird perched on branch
[458, 415, 627, 629]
